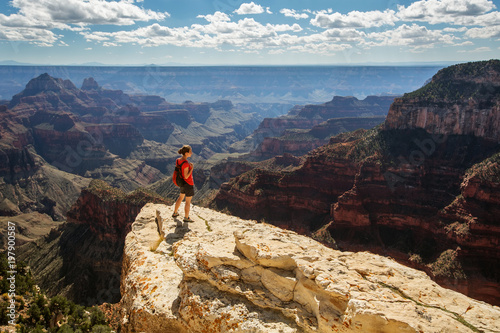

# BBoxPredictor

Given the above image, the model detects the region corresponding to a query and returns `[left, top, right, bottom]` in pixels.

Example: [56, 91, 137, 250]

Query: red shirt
[176, 158, 194, 185]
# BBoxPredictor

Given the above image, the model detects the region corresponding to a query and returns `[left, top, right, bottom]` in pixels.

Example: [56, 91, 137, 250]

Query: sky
[0, 0, 499, 65]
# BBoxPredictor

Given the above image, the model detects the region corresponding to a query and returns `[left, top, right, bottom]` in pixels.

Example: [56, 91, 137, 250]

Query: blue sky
[0, 0, 499, 65]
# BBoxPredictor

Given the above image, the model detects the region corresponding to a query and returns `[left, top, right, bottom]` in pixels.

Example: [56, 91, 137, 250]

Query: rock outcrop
[385, 59, 500, 141]
[120, 203, 500, 333]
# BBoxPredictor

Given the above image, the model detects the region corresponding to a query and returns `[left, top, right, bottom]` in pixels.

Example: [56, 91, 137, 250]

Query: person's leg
[184, 196, 192, 219]
[174, 193, 185, 214]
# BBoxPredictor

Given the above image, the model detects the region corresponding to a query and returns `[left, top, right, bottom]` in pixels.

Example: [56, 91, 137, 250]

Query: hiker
[172, 145, 194, 222]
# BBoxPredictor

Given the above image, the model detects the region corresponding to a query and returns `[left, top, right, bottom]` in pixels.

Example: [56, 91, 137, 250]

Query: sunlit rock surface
[120, 203, 500, 333]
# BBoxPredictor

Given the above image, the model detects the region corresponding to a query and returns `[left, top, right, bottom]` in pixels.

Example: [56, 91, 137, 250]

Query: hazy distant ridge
[0, 65, 443, 103]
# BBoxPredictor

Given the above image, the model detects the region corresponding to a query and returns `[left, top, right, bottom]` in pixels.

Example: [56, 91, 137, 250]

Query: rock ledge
[120, 203, 500, 332]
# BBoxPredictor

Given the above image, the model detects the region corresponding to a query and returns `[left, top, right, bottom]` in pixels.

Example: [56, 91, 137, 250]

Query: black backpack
[173, 160, 187, 187]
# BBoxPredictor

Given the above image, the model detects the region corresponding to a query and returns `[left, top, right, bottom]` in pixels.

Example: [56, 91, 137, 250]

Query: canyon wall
[18, 180, 171, 304]
[212, 60, 500, 305]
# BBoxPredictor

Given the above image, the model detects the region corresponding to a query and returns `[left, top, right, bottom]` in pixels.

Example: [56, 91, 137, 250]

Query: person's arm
[183, 163, 193, 179]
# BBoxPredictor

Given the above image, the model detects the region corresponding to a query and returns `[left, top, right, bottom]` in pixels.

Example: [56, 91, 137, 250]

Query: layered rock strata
[231, 96, 394, 154]
[252, 116, 385, 159]
[385, 59, 500, 140]
[120, 203, 500, 333]
[212, 61, 500, 305]
[214, 131, 363, 232]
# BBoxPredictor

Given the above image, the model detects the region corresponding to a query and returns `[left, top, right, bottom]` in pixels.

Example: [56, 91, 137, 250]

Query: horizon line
[0, 60, 464, 67]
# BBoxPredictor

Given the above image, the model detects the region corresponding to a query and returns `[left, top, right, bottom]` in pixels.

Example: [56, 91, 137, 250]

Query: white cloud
[311, 9, 398, 28]
[197, 12, 231, 23]
[397, 0, 496, 25]
[0, 0, 168, 45]
[82, 5, 483, 57]
[470, 46, 491, 52]
[455, 40, 473, 46]
[82, 32, 111, 42]
[465, 25, 500, 38]
[5, 0, 496, 59]
[443, 27, 468, 32]
[280, 9, 309, 20]
[83, 13, 307, 51]
[0, 26, 59, 44]
[288, 41, 352, 55]
[268, 49, 285, 54]
[273, 23, 302, 32]
[10, 0, 169, 26]
[323, 28, 366, 42]
[234, 2, 265, 15]
[365, 23, 455, 50]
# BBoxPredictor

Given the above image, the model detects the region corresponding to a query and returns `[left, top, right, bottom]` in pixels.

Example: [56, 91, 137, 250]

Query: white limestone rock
[120, 203, 500, 333]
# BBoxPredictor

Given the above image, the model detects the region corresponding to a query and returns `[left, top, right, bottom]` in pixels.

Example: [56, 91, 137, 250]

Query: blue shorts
[180, 184, 194, 197]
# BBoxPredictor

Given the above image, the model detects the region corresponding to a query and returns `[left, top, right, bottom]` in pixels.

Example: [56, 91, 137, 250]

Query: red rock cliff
[67, 179, 170, 241]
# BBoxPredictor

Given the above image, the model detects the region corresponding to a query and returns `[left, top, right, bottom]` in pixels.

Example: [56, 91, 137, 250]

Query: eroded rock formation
[120, 203, 500, 333]
[385, 59, 500, 140]
[231, 96, 394, 155]
[251, 117, 386, 160]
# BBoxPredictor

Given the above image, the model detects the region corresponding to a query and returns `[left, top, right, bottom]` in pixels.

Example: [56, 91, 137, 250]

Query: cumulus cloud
[0, 26, 59, 45]
[455, 40, 474, 46]
[234, 2, 265, 15]
[10, 0, 168, 26]
[197, 12, 231, 23]
[311, 9, 398, 28]
[443, 27, 468, 32]
[0, 0, 168, 45]
[465, 25, 500, 38]
[83, 12, 304, 50]
[3, 0, 499, 58]
[280, 9, 309, 20]
[323, 28, 366, 43]
[397, 0, 496, 25]
[366, 23, 455, 50]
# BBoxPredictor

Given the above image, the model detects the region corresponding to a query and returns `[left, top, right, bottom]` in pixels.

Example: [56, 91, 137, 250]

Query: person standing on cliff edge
[172, 145, 195, 222]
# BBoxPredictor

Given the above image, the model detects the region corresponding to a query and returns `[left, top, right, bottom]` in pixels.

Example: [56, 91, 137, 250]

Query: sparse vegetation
[444, 221, 471, 238]
[195, 214, 212, 232]
[378, 281, 482, 333]
[429, 248, 467, 280]
[280, 129, 316, 141]
[402, 59, 500, 104]
[408, 253, 423, 265]
[465, 151, 500, 182]
[0, 253, 112, 332]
